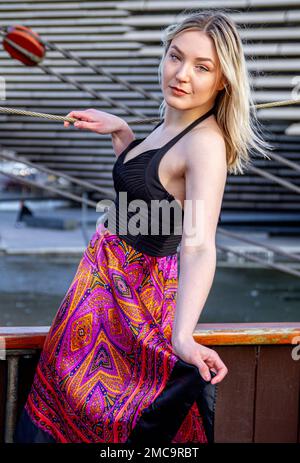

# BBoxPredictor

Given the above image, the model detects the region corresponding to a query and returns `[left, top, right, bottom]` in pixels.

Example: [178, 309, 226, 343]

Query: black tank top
[104, 105, 216, 257]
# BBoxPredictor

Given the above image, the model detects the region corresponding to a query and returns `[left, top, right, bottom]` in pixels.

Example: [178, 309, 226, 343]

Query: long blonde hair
[158, 9, 273, 175]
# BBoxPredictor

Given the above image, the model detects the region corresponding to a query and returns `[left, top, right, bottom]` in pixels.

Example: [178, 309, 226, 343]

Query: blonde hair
[158, 9, 273, 175]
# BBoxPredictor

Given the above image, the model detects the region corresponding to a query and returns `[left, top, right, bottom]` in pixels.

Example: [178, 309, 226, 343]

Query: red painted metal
[2, 25, 45, 66]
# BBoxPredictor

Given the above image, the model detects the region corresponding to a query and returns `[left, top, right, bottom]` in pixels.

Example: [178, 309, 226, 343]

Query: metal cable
[247, 165, 300, 194]
[0, 171, 98, 208]
[0, 151, 111, 197]
[217, 244, 300, 278]
[217, 226, 300, 263]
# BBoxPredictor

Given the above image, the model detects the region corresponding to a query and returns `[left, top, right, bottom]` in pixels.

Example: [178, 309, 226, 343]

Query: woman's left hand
[171, 336, 228, 385]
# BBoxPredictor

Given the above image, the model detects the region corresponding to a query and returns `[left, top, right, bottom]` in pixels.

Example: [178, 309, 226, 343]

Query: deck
[0, 322, 299, 443]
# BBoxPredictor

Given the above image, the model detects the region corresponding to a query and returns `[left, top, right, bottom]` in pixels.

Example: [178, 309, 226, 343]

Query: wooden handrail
[1, 323, 300, 350]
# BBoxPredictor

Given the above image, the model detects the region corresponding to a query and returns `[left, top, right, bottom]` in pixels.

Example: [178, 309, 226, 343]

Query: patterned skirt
[14, 223, 217, 444]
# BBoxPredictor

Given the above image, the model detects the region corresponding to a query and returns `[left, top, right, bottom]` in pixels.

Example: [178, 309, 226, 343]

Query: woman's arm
[110, 120, 135, 157]
[64, 109, 135, 157]
[173, 248, 217, 341]
[171, 128, 228, 384]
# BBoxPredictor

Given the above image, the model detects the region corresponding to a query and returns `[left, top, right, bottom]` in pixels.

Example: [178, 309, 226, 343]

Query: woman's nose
[175, 65, 191, 81]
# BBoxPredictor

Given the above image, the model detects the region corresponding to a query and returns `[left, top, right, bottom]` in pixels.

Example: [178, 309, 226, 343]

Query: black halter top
[104, 105, 216, 257]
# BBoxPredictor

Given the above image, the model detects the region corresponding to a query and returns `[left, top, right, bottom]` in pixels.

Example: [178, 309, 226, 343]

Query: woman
[14, 10, 271, 444]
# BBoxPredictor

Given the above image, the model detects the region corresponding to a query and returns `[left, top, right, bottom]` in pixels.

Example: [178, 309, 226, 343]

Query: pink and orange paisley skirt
[14, 223, 214, 444]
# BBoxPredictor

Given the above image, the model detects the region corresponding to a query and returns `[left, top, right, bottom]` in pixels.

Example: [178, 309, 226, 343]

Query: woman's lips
[170, 86, 188, 95]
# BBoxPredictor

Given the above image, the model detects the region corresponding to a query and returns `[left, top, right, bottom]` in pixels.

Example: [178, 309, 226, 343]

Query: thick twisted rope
[0, 106, 78, 123]
[0, 106, 159, 124]
[0, 98, 299, 125]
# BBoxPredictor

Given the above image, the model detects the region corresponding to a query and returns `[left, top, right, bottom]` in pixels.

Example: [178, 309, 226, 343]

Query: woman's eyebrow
[170, 44, 215, 64]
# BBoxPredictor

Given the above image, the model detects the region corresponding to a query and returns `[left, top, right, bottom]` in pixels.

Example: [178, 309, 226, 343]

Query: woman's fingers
[209, 356, 228, 385]
[63, 111, 94, 128]
[198, 360, 212, 382]
[63, 109, 117, 134]
[198, 346, 228, 384]
[64, 111, 76, 128]
[73, 121, 99, 131]
[172, 340, 228, 385]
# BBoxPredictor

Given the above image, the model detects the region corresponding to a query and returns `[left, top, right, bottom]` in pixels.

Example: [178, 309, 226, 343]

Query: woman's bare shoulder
[183, 119, 226, 165]
[192, 116, 224, 140]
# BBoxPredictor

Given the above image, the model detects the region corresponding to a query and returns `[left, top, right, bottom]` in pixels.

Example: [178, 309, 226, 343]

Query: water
[0, 254, 299, 326]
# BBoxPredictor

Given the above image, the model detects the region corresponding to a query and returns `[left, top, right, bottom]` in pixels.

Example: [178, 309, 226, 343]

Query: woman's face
[161, 29, 225, 113]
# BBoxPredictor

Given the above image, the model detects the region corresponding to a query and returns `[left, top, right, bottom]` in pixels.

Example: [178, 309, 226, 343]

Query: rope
[254, 99, 300, 109]
[0, 106, 77, 123]
[0, 97, 299, 126]
[0, 106, 159, 124]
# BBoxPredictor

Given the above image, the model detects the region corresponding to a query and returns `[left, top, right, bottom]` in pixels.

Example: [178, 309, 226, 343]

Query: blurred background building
[0, 0, 299, 234]
[0, 2, 299, 444]
[0, 1, 299, 324]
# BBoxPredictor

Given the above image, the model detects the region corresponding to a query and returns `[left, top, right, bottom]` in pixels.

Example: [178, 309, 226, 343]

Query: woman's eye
[169, 54, 208, 72]
[196, 65, 209, 72]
